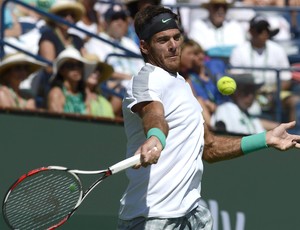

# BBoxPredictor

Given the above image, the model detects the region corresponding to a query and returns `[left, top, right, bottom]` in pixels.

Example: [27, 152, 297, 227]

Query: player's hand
[133, 137, 162, 168]
[266, 121, 300, 150]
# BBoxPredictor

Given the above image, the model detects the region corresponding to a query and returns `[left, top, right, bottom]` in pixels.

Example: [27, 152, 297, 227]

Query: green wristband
[147, 128, 166, 149]
[241, 132, 268, 154]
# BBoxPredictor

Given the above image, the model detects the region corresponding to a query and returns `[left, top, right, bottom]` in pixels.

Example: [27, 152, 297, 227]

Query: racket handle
[109, 154, 141, 174]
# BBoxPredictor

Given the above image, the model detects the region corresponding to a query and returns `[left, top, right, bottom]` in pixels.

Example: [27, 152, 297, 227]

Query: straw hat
[0, 52, 46, 76]
[50, 47, 93, 82]
[47, 0, 85, 22]
[201, 0, 233, 8]
[83, 53, 114, 84]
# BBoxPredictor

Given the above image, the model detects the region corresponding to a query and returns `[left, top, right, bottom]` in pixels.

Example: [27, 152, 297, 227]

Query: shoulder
[215, 102, 237, 113]
[0, 85, 10, 97]
[48, 86, 64, 99]
[267, 40, 286, 53]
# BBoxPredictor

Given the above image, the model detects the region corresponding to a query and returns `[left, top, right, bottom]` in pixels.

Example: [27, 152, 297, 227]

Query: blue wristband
[147, 128, 166, 149]
[241, 132, 268, 154]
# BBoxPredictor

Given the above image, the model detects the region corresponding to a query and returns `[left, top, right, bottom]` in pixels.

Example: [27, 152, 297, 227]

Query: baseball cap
[104, 5, 129, 22]
[250, 15, 279, 38]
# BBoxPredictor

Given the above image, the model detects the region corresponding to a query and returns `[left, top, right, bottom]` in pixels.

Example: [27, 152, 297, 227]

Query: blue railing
[0, 0, 142, 60]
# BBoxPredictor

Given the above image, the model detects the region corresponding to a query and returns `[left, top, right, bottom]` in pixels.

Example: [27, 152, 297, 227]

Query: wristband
[147, 128, 166, 149]
[241, 132, 268, 154]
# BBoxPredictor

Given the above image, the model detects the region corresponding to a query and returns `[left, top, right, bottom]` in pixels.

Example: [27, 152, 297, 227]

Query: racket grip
[109, 154, 141, 174]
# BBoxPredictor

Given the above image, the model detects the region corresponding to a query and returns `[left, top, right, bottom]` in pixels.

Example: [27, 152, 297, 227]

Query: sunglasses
[8, 65, 30, 72]
[57, 10, 76, 19]
[110, 14, 127, 22]
[61, 62, 84, 70]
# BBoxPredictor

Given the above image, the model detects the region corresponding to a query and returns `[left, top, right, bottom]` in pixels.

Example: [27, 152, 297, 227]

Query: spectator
[210, 72, 279, 134]
[243, 0, 292, 41]
[47, 47, 91, 114]
[124, 0, 161, 46]
[84, 54, 115, 118]
[68, 0, 103, 43]
[84, 4, 144, 117]
[180, 39, 230, 124]
[289, 0, 300, 38]
[1, 0, 22, 54]
[188, 0, 246, 58]
[230, 15, 300, 122]
[17, 0, 55, 55]
[34, 0, 86, 108]
[0, 52, 46, 109]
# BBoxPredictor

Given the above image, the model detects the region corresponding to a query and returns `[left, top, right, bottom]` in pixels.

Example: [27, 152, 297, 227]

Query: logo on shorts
[162, 18, 172, 23]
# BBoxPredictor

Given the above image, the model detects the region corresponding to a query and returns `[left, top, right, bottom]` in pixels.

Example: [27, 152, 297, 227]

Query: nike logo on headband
[162, 18, 172, 23]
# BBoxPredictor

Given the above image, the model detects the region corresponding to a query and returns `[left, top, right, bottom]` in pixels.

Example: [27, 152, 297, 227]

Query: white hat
[0, 52, 46, 77]
[50, 47, 95, 82]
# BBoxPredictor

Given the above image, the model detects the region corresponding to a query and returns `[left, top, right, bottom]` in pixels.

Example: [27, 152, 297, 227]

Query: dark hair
[51, 72, 86, 99]
[134, 5, 177, 42]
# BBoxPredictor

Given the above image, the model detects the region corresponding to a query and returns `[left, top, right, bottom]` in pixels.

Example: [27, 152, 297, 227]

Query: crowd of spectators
[1, 0, 300, 133]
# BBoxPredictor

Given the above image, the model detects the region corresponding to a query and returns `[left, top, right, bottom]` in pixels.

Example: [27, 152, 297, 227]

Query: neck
[251, 41, 266, 49]
[64, 81, 79, 94]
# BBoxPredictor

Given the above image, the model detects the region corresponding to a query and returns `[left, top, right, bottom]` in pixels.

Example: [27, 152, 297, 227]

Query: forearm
[203, 134, 243, 163]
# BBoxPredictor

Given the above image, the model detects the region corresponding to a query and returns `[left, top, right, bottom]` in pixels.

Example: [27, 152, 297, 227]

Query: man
[210, 72, 278, 135]
[119, 5, 300, 230]
[188, 0, 246, 58]
[230, 15, 300, 122]
[84, 4, 144, 117]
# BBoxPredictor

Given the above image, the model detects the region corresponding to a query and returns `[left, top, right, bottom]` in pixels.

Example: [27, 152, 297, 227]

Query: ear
[140, 40, 149, 55]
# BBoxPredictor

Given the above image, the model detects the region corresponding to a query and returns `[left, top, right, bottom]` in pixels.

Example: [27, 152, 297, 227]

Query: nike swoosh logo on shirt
[162, 18, 172, 23]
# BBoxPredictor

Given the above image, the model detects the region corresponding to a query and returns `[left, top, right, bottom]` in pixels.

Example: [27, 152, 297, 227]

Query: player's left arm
[203, 121, 300, 163]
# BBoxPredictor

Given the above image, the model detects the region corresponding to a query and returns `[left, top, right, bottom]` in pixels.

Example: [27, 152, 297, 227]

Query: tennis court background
[1, 111, 300, 230]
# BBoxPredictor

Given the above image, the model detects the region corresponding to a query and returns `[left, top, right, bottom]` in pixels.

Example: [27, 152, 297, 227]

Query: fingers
[132, 146, 160, 169]
[281, 121, 296, 130]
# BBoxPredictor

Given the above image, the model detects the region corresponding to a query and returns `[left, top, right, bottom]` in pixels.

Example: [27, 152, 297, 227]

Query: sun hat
[46, 0, 85, 23]
[50, 47, 94, 82]
[83, 53, 113, 84]
[249, 15, 280, 38]
[201, 0, 233, 9]
[0, 52, 46, 76]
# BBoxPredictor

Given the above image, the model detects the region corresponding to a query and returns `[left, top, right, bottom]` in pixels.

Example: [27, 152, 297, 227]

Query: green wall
[1, 111, 300, 230]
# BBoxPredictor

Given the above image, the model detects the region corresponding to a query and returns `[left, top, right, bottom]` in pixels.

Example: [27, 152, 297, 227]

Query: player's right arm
[132, 101, 169, 168]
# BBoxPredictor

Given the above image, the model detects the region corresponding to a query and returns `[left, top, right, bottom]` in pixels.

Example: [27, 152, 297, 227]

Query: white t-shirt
[188, 19, 246, 51]
[120, 63, 205, 220]
[230, 40, 291, 88]
[210, 101, 265, 135]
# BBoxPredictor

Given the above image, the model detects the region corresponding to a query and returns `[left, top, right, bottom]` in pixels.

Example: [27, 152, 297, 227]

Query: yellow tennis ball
[217, 76, 237, 95]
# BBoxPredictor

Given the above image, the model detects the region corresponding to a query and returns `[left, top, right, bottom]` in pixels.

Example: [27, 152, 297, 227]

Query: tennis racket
[2, 154, 141, 230]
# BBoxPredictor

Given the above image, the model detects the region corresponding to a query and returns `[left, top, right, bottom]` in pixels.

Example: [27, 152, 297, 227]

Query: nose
[168, 38, 177, 52]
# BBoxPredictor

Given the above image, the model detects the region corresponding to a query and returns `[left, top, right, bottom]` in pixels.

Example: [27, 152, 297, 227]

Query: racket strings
[3, 170, 82, 230]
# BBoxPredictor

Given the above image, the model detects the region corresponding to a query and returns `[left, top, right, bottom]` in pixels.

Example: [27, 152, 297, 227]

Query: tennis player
[118, 5, 300, 230]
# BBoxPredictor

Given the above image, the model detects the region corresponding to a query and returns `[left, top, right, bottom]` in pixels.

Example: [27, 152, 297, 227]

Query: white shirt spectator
[230, 40, 291, 88]
[210, 101, 265, 134]
[188, 19, 246, 52]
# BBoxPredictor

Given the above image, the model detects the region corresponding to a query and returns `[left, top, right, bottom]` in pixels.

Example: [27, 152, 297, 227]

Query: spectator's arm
[47, 87, 65, 113]
[39, 40, 56, 73]
[4, 14, 21, 37]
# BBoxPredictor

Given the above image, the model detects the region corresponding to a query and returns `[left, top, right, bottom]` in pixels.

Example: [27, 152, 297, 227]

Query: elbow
[202, 152, 218, 164]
